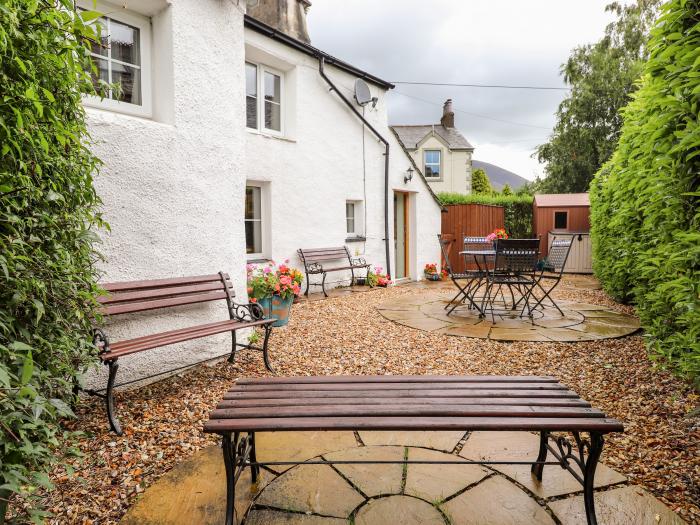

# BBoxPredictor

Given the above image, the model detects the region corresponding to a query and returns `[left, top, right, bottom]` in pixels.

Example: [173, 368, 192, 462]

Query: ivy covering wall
[0, 1, 104, 521]
[590, 0, 699, 386]
[438, 193, 534, 238]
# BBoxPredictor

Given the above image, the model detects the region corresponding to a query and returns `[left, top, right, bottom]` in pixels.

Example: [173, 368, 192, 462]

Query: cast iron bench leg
[105, 359, 122, 436]
[261, 324, 274, 372]
[531, 430, 549, 481]
[249, 432, 259, 482]
[584, 432, 604, 525]
[223, 432, 239, 525]
[321, 272, 328, 297]
[228, 330, 237, 364]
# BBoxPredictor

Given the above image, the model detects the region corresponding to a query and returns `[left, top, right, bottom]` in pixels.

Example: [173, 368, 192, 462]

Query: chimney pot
[441, 98, 455, 128]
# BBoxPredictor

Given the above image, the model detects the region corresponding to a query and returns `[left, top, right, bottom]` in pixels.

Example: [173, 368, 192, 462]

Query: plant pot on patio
[424, 273, 441, 281]
[247, 260, 304, 327]
[258, 294, 294, 327]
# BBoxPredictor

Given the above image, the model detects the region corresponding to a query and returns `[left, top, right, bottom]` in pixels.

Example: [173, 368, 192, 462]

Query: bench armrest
[305, 262, 323, 274]
[350, 257, 367, 267]
[231, 301, 266, 322]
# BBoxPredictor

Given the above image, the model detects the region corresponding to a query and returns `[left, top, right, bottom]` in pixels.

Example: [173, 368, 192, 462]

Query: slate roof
[390, 125, 474, 151]
[534, 193, 590, 207]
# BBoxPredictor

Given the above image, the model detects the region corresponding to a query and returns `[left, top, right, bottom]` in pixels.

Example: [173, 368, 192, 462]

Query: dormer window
[424, 150, 441, 178]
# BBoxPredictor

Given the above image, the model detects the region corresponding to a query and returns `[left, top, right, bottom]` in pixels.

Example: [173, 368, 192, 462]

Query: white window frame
[346, 202, 356, 235]
[345, 200, 364, 238]
[79, 0, 152, 118]
[245, 182, 269, 260]
[246, 62, 284, 136]
[423, 149, 442, 179]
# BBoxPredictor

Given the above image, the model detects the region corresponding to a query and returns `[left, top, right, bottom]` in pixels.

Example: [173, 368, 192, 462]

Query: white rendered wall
[409, 138, 473, 195]
[244, 29, 442, 286]
[85, 0, 248, 387]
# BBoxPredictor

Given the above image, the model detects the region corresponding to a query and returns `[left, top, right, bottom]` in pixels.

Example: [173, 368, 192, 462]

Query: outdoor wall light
[405, 167, 414, 184]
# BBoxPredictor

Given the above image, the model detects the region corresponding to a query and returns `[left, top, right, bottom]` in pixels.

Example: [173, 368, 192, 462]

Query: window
[424, 150, 441, 178]
[345, 201, 364, 238]
[80, 3, 152, 117]
[246, 62, 283, 133]
[245, 186, 263, 255]
[554, 211, 568, 229]
[346, 202, 356, 234]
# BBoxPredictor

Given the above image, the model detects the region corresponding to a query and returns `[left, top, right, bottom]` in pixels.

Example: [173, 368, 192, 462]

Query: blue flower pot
[258, 294, 294, 327]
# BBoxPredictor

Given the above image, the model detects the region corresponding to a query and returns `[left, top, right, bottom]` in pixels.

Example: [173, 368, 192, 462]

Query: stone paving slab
[255, 431, 357, 473]
[404, 447, 489, 503]
[549, 485, 687, 525]
[355, 495, 445, 525]
[324, 446, 404, 497]
[255, 464, 364, 517]
[245, 509, 346, 524]
[441, 475, 556, 525]
[377, 293, 639, 342]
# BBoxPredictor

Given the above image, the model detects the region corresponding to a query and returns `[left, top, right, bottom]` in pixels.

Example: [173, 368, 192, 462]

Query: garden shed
[533, 193, 592, 273]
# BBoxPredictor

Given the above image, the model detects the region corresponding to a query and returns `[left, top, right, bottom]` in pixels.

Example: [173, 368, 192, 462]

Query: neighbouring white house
[80, 0, 442, 384]
[392, 100, 475, 195]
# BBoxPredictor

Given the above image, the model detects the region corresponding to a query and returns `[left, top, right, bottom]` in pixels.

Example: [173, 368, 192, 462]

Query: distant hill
[472, 160, 529, 191]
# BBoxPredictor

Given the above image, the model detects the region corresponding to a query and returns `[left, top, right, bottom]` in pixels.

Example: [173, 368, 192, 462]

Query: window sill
[346, 236, 366, 243]
[247, 257, 271, 264]
[246, 128, 296, 143]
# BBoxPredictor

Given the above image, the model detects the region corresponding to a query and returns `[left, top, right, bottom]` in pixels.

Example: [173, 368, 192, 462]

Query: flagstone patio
[376, 285, 640, 342]
[120, 430, 685, 525]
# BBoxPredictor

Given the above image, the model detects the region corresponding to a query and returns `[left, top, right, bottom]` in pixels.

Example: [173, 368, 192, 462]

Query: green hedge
[438, 193, 534, 238]
[0, 2, 104, 521]
[590, 0, 699, 386]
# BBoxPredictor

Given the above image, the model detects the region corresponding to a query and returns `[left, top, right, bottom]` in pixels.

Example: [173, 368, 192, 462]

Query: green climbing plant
[0, 1, 106, 521]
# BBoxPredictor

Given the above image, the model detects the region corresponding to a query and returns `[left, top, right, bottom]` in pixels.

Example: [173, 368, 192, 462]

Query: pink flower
[263, 267, 272, 274]
[280, 275, 292, 286]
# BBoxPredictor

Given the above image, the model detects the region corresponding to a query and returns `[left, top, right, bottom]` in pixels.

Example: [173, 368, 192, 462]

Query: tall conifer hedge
[0, 1, 104, 521]
[590, 0, 699, 386]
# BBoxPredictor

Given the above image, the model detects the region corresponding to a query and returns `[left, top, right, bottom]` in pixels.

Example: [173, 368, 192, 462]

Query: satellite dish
[354, 79, 373, 106]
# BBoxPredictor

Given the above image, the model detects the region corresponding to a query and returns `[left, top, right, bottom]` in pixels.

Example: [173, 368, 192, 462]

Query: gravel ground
[32, 277, 700, 524]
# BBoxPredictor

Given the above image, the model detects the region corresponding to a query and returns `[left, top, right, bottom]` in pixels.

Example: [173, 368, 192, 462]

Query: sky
[306, 0, 619, 181]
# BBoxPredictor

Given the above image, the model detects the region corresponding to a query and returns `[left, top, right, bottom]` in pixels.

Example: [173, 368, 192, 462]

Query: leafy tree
[590, 0, 699, 385]
[471, 168, 492, 194]
[501, 184, 513, 196]
[0, 2, 104, 521]
[535, 0, 661, 193]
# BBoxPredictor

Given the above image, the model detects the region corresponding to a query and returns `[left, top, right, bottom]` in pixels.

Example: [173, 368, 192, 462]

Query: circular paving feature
[376, 293, 639, 342]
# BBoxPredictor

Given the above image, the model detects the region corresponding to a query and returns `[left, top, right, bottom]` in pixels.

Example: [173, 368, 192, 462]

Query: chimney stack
[247, 0, 312, 43]
[440, 98, 455, 128]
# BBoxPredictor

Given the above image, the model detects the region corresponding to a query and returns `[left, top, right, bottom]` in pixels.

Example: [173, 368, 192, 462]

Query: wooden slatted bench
[88, 272, 275, 435]
[204, 375, 623, 525]
[297, 246, 370, 297]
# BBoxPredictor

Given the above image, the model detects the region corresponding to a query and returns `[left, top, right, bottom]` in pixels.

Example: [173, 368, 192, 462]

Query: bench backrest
[98, 273, 234, 316]
[297, 246, 351, 265]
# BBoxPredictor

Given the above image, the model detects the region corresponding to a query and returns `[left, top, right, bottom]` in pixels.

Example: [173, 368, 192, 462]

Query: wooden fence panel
[441, 204, 505, 273]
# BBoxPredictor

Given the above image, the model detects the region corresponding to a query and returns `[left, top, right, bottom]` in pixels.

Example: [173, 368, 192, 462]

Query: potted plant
[424, 263, 441, 281]
[246, 260, 303, 327]
[486, 228, 509, 248]
[367, 266, 390, 287]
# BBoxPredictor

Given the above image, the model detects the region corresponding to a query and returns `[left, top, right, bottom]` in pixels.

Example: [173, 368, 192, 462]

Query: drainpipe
[317, 56, 392, 280]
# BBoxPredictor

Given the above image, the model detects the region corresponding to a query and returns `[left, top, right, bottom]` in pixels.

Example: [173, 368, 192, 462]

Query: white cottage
[81, 0, 442, 383]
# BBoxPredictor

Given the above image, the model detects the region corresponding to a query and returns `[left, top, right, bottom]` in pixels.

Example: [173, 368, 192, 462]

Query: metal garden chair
[438, 234, 484, 315]
[530, 235, 574, 315]
[481, 238, 540, 323]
